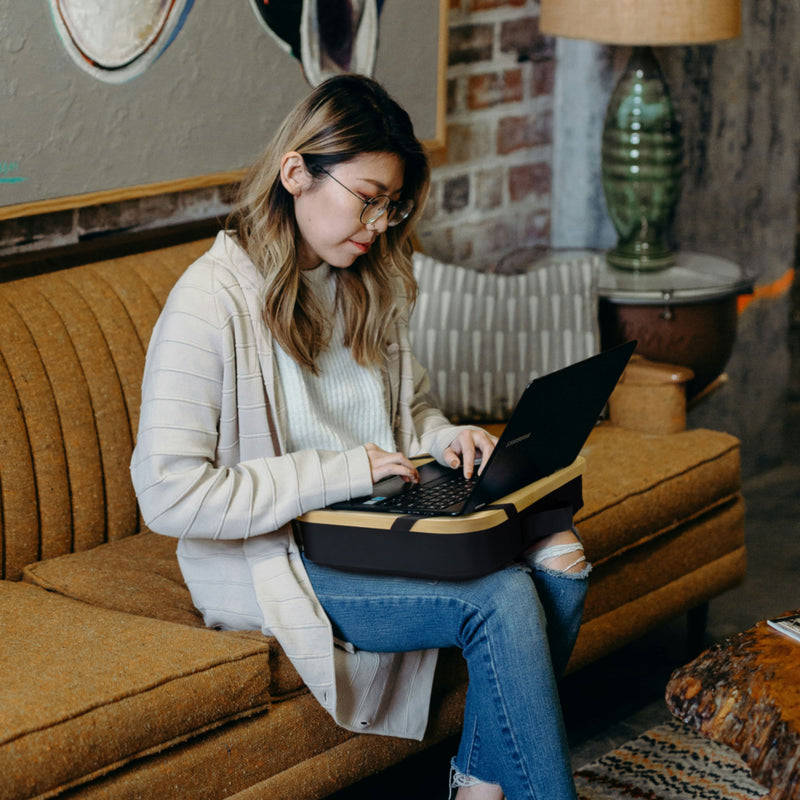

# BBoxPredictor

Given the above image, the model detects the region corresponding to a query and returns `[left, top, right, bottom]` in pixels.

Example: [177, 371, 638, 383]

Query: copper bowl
[599, 295, 739, 399]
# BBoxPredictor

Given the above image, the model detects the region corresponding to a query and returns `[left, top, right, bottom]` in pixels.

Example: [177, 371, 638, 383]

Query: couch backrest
[0, 238, 214, 580]
[0, 238, 601, 581]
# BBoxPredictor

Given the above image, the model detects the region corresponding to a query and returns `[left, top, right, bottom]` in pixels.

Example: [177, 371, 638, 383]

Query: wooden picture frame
[0, 0, 448, 221]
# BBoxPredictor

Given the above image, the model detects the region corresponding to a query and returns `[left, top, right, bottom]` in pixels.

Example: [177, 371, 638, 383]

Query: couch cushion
[23, 531, 203, 628]
[0, 580, 271, 799]
[577, 424, 742, 563]
[410, 253, 599, 422]
[582, 496, 745, 623]
[569, 424, 745, 670]
[23, 533, 308, 701]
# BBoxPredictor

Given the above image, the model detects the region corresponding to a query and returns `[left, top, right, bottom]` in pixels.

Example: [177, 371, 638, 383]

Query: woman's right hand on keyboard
[442, 428, 498, 480]
[365, 443, 420, 484]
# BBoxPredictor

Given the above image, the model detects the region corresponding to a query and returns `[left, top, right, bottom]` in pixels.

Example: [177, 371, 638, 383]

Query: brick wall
[1, 1, 554, 269]
[419, 0, 554, 270]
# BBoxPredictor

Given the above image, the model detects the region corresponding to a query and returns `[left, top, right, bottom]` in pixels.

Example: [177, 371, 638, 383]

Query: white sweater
[273, 261, 395, 455]
[130, 232, 467, 740]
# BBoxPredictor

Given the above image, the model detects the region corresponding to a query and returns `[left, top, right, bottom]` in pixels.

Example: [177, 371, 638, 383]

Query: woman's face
[289, 151, 405, 270]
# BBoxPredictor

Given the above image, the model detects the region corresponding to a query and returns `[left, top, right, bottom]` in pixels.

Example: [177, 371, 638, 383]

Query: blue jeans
[301, 550, 589, 800]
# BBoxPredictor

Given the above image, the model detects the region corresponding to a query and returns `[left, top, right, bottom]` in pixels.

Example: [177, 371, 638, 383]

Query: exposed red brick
[453, 234, 475, 263]
[497, 111, 552, 154]
[428, 145, 448, 169]
[443, 175, 471, 213]
[499, 16, 554, 62]
[469, 0, 526, 10]
[509, 162, 551, 201]
[532, 60, 556, 97]
[445, 122, 494, 164]
[464, 219, 516, 261]
[448, 24, 494, 66]
[475, 168, 504, 211]
[467, 69, 524, 110]
[421, 179, 440, 220]
[417, 226, 455, 263]
[522, 210, 551, 245]
[447, 77, 460, 115]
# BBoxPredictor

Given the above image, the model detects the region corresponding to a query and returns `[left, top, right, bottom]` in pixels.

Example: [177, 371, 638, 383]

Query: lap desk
[299, 457, 585, 580]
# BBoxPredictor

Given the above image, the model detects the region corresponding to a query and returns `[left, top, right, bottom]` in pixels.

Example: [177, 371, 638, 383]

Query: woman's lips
[350, 240, 371, 254]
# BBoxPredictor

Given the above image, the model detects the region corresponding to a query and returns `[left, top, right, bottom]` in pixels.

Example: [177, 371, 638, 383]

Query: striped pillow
[410, 253, 600, 423]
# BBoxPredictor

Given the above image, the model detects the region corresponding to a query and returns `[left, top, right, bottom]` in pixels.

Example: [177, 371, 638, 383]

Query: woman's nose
[367, 213, 390, 234]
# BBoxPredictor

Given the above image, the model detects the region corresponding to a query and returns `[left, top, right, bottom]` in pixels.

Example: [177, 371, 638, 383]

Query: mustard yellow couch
[0, 237, 745, 800]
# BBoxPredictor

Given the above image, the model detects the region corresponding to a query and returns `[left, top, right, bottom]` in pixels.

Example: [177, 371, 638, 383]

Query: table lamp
[540, 0, 741, 271]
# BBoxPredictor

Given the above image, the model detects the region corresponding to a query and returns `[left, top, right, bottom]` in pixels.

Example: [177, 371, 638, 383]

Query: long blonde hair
[230, 75, 430, 373]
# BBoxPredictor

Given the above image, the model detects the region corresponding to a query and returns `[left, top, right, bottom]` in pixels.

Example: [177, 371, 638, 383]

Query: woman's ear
[280, 151, 312, 196]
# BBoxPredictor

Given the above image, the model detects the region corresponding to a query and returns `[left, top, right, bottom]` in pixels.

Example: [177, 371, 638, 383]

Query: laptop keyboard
[375, 473, 478, 512]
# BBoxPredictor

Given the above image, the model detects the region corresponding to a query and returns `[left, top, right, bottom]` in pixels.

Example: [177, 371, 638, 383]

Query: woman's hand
[365, 443, 420, 484]
[442, 429, 498, 479]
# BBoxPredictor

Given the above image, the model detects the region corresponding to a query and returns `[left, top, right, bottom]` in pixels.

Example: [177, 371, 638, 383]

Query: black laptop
[330, 340, 636, 517]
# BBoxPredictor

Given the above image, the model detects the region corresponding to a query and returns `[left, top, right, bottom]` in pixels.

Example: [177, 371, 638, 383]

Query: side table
[595, 251, 753, 398]
[666, 614, 800, 799]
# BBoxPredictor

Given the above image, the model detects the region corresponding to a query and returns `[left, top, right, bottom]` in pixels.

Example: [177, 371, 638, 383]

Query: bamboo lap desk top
[298, 457, 585, 581]
[666, 613, 800, 799]
[299, 456, 585, 534]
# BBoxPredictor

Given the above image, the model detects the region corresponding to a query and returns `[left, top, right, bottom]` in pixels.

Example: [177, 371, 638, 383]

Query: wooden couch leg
[687, 602, 710, 656]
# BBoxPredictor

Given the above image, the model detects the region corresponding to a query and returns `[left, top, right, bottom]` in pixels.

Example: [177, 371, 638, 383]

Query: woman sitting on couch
[131, 74, 588, 800]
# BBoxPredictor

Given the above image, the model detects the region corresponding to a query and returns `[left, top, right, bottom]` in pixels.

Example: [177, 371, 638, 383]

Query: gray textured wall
[0, 0, 441, 210]
[552, 0, 800, 476]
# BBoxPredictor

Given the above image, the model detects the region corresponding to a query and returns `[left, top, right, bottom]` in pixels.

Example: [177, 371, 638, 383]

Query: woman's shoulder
[178, 231, 261, 293]
[161, 233, 263, 332]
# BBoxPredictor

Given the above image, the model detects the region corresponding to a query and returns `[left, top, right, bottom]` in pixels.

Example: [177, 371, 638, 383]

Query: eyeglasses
[319, 166, 414, 227]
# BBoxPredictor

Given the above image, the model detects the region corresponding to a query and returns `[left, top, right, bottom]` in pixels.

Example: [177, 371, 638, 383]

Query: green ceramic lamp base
[606, 242, 676, 271]
[601, 46, 683, 272]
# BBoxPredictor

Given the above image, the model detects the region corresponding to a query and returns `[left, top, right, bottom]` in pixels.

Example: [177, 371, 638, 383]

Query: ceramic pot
[599, 294, 738, 400]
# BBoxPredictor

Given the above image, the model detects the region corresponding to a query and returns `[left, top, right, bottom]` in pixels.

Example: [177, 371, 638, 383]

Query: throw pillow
[410, 253, 600, 423]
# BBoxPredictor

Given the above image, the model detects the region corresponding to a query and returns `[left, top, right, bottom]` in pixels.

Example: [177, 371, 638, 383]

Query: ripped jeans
[301, 546, 589, 800]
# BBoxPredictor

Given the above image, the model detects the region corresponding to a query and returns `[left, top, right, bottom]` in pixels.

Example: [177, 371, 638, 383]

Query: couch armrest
[607, 356, 695, 435]
[462, 357, 695, 438]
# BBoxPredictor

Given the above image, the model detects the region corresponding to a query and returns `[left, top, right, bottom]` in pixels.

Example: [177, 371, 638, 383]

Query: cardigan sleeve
[130, 260, 374, 541]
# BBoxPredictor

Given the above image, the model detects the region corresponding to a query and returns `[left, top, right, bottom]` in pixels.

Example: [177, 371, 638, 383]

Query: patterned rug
[573, 719, 768, 800]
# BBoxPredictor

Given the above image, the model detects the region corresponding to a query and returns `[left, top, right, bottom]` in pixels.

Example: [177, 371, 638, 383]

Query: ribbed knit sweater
[273, 263, 395, 455]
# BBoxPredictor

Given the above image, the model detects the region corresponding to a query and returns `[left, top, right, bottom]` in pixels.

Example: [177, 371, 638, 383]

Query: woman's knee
[526, 529, 586, 574]
[463, 566, 545, 634]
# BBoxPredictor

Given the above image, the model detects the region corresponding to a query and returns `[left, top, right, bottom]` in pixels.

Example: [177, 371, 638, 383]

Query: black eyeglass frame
[318, 166, 414, 227]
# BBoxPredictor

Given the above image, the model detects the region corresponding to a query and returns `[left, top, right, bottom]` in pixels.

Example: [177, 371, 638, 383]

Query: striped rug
[573, 720, 767, 799]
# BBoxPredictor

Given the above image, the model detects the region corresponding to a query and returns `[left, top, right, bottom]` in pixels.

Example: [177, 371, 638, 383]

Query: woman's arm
[130, 265, 374, 540]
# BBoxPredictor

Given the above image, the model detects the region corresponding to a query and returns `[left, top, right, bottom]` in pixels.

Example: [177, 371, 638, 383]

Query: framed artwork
[0, 0, 447, 220]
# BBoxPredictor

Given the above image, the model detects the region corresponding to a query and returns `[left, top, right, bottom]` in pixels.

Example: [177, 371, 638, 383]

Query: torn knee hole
[531, 542, 586, 573]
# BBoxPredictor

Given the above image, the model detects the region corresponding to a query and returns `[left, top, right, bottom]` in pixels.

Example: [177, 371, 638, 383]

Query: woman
[131, 74, 588, 800]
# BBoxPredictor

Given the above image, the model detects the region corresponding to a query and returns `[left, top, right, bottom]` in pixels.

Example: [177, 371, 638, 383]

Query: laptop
[330, 340, 636, 517]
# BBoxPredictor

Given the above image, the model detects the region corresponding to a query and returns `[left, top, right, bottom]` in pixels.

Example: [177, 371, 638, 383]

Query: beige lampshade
[539, 0, 741, 46]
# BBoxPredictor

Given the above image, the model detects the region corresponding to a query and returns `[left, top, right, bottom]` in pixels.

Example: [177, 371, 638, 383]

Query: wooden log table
[666, 613, 800, 799]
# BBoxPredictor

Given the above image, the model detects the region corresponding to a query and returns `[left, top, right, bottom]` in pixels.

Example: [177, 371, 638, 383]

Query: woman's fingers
[364, 443, 419, 484]
[443, 429, 498, 478]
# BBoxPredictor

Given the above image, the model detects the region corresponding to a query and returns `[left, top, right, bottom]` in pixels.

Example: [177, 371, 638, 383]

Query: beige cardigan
[131, 232, 467, 740]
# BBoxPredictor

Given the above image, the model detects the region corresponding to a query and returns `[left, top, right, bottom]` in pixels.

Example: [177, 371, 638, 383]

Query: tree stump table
[666, 614, 800, 799]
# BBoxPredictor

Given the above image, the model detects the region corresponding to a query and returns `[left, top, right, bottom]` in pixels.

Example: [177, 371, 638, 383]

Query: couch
[0, 234, 746, 800]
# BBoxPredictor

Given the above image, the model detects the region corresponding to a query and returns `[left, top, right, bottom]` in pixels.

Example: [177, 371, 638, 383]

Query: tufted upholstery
[0, 239, 212, 580]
